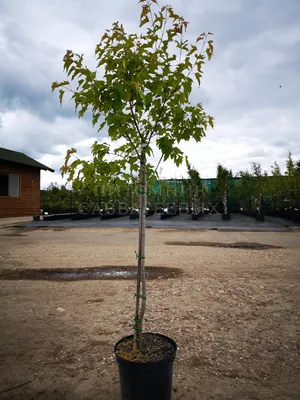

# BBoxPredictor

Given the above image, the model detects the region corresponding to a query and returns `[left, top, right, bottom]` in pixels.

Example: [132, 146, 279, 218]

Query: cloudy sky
[1, 0, 299, 188]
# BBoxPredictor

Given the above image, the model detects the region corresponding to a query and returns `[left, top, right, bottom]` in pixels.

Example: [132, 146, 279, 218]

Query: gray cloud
[0, 0, 299, 185]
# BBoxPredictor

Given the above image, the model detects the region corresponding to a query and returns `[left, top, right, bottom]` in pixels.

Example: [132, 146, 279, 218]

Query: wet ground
[0, 266, 182, 281]
[12, 212, 299, 232]
[164, 241, 282, 250]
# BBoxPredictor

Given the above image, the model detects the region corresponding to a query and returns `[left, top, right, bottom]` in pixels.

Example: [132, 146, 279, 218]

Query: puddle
[1, 233, 28, 237]
[164, 241, 282, 250]
[0, 266, 182, 281]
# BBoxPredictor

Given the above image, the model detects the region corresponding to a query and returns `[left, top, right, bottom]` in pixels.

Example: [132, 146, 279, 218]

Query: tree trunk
[133, 150, 147, 351]
[223, 181, 228, 214]
[199, 190, 203, 214]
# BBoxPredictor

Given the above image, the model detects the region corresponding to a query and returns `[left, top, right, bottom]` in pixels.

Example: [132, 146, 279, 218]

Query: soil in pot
[115, 333, 175, 363]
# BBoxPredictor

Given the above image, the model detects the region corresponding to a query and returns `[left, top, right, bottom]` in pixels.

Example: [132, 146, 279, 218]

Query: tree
[52, 0, 214, 351]
[238, 163, 267, 216]
[216, 164, 232, 215]
[184, 158, 203, 215]
[285, 152, 300, 210]
[158, 179, 172, 208]
[237, 170, 255, 212]
[267, 161, 284, 211]
[250, 162, 266, 215]
[41, 183, 77, 214]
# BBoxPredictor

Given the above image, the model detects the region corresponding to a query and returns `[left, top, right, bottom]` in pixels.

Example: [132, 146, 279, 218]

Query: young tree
[237, 170, 255, 212]
[250, 162, 267, 217]
[216, 164, 232, 216]
[52, 0, 214, 350]
[267, 161, 284, 211]
[158, 179, 172, 209]
[285, 152, 300, 210]
[184, 158, 203, 216]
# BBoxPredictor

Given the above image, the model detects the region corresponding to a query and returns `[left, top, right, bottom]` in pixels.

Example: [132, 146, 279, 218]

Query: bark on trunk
[133, 149, 147, 351]
[223, 182, 228, 214]
[199, 190, 203, 214]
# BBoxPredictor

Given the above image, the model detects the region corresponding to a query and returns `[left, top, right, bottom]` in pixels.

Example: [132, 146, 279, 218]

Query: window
[0, 172, 20, 197]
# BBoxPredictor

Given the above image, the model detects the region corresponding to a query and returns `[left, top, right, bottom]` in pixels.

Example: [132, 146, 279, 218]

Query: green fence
[150, 178, 241, 212]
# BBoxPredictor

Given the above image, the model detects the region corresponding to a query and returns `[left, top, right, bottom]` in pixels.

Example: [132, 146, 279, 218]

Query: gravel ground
[0, 226, 300, 400]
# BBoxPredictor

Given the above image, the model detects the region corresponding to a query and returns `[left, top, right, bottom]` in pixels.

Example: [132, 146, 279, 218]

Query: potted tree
[216, 164, 232, 220]
[52, 1, 214, 398]
[237, 170, 255, 216]
[184, 158, 203, 220]
[251, 163, 266, 222]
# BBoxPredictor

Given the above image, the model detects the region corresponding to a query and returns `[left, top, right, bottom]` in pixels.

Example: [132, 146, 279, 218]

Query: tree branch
[130, 100, 143, 140]
[111, 104, 141, 156]
[154, 153, 164, 174]
[187, 34, 208, 78]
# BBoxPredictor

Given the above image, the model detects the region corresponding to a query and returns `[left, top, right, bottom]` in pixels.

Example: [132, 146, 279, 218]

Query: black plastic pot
[32, 215, 40, 221]
[222, 213, 230, 220]
[43, 213, 75, 221]
[256, 212, 265, 222]
[191, 214, 199, 220]
[114, 333, 177, 400]
[161, 213, 177, 220]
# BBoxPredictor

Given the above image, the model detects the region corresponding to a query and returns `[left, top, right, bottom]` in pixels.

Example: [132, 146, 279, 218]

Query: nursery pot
[191, 214, 198, 220]
[32, 215, 40, 221]
[222, 213, 230, 220]
[114, 333, 177, 400]
[256, 212, 265, 222]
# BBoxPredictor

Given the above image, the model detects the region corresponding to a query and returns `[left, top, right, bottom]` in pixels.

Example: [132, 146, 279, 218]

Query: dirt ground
[0, 226, 300, 400]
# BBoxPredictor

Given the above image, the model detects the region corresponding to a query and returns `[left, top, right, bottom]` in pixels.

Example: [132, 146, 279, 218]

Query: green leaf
[140, 16, 149, 27]
[178, 92, 186, 103]
[78, 104, 88, 119]
[195, 72, 201, 85]
[98, 121, 106, 131]
[206, 48, 212, 61]
[51, 80, 69, 92]
[58, 89, 65, 105]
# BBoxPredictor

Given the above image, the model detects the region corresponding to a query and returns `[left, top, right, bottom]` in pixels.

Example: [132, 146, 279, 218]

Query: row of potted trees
[237, 155, 300, 222]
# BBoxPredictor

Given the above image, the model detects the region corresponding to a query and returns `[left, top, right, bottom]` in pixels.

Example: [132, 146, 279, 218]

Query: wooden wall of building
[0, 161, 41, 217]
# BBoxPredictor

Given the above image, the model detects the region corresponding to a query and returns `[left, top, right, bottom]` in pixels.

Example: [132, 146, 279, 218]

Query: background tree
[53, 0, 214, 350]
[216, 164, 232, 215]
[184, 158, 203, 215]
[41, 183, 76, 214]
[237, 170, 255, 212]
[250, 162, 266, 216]
[285, 152, 300, 210]
[265, 161, 284, 212]
[158, 179, 172, 209]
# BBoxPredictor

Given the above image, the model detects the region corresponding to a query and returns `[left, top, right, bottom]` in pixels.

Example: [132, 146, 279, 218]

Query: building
[0, 147, 54, 218]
